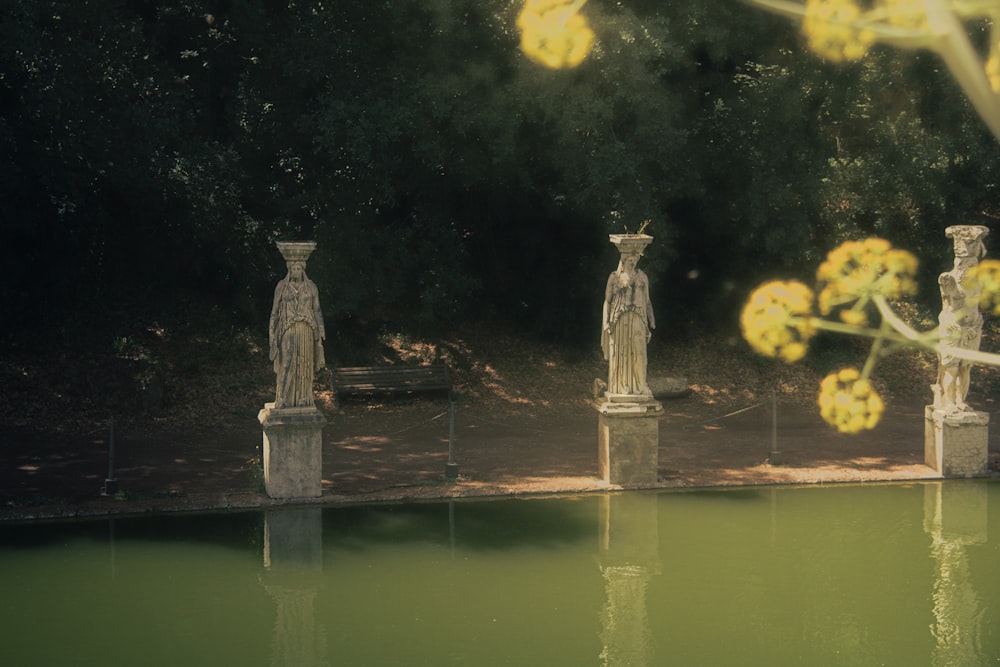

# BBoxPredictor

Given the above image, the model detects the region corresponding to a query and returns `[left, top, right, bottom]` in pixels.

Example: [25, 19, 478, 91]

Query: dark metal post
[768, 391, 782, 466]
[103, 416, 119, 495]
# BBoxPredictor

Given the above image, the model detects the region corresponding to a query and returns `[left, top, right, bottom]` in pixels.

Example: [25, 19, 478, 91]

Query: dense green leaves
[2, 0, 998, 349]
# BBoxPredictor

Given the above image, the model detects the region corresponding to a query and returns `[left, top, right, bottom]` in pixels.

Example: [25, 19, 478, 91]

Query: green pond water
[1, 481, 999, 666]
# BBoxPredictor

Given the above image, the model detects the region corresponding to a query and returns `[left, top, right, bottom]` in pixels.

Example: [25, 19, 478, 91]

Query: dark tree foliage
[1, 0, 997, 350]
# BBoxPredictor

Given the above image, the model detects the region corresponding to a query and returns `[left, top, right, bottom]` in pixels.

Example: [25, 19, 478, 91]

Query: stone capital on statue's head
[945, 226, 989, 258]
[609, 233, 653, 256]
[276, 241, 317, 263]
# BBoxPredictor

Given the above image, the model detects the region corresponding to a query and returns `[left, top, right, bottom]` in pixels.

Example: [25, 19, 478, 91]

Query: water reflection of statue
[923, 482, 988, 666]
[269, 243, 326, 409]
[932, 226, 988, 414]
[597, 493, 660, 667]
[602, 237, 655, 398]
[260, 508, 327, 667]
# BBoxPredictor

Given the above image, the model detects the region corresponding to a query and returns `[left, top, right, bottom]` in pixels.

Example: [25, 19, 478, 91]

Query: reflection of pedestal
[923, 481, 988, 544]
[596, 399, 663, 485]
[923, 407, 989, 477]
[264, 508, 325, 572]
[598, 493, 661, 667]
[260, 509, 326, 667]
[258, 403, 327, 499]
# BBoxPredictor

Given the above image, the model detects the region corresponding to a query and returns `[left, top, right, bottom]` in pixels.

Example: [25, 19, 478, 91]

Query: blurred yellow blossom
[989, 28, 1000, 93]
[964, 259, 1000, 315]
[802, 0, 875, 61]
[750, 0, 1000, 141]
[816, 238, 918, 323]
[517, 0, 594, 69]
[878, 0, 929, 31]
[739, 228, 1000, 434]
[818, 368, 885, 433]
[838, 308, 868, 326]
[740, 280, 816, 363]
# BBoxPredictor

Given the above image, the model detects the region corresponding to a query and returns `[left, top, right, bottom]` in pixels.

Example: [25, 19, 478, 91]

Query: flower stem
[860, 317, 889, 380]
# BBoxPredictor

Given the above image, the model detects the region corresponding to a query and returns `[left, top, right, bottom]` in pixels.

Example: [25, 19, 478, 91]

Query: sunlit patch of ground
[684, 460, 941, 488]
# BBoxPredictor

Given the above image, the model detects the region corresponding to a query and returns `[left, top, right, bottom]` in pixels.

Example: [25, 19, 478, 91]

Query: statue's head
[287, 260, 306, 281]
[620, 252, 641, 273]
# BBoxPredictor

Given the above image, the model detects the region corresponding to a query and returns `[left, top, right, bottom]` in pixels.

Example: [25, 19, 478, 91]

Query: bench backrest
[332, 364, 451, 393]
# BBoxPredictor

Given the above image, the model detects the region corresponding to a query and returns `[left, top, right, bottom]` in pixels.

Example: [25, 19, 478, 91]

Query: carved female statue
[934, 273, 981, 413]
[269, 257, 326, 409]
[602, 249, 655, 397]
[933, 225, 988, 413]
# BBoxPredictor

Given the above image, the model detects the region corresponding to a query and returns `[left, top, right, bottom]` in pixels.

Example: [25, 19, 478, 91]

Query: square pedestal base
[596, 399, 662, 486]
[924, 406, 989, 478]
[259, 403, 327, 499]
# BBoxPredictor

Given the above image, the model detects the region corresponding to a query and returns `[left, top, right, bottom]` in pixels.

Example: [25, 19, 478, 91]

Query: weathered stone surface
[602, 234, 655, 399]
[269, 241, 326, 409]
[932, 225, 988, 414]
[260, 240, 327, 500]
[596, 400, 662, 485]
[924, 406, 989, 478]
[259, 404, 327, 498]
[648, 376, 688, 399]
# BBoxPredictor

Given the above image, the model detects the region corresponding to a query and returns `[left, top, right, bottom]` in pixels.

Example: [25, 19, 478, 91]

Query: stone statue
[602, 234, 655, 399]
[933, 225, 988, 414]
[269, 242, 326, 409]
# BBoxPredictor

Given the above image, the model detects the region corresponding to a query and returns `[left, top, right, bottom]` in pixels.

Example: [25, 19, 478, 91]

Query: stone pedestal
[595, 399, 662, 485]
[924, 406, 989, 478]
[258, 403, 327, 499]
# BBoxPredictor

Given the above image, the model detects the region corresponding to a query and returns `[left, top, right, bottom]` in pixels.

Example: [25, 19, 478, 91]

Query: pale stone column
[602, 234, 656, 401]
[596, 233, 663, 485]
[259, 241, 327, 498]
[931, 225, 988, 414]
[926, 225, 990, 477]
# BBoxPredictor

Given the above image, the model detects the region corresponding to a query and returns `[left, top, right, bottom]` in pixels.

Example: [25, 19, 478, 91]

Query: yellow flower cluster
[879, 0, 929, 31]
[740, 280, 816, 363]
[802, 0, 875, 61]
[964, 259, 1000, 315]
[816, 238, 918, 324]
[818, 368, 884, 433]
[517, 0, 594, 69]
[989, 29, 1000, 93]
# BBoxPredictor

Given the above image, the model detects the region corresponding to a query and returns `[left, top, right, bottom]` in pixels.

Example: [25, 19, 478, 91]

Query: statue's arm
[268, 282, 283, 358]
[310, 282, 326, 340]
[603, 274, 616, 331]
[638, 271, 655, 331]
[645, 283, 655, 330]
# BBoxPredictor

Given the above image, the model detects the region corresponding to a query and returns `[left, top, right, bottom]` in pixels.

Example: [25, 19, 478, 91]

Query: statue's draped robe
[935, 268, 982, 411]
[270, 277, 326, 408]
[938, 307, 982, 369]
[603, 269, 654, 396]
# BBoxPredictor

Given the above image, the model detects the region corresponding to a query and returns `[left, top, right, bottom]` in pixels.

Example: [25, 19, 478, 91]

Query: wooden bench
[332, 364, 458, 476]
[331, 364, 453, 406]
